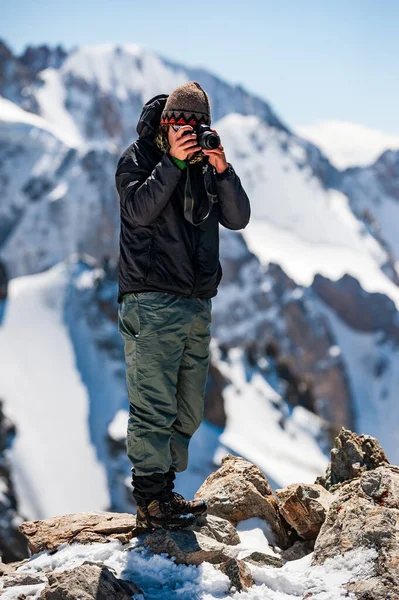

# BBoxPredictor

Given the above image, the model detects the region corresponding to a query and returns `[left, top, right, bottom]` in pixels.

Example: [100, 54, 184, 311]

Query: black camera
[173, 124, 220, 150]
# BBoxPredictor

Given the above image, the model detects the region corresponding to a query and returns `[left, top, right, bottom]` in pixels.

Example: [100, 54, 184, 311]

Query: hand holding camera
[169, 125, 202, 161]
[169, 124, 222, 161]
[202, 128, 229, 174]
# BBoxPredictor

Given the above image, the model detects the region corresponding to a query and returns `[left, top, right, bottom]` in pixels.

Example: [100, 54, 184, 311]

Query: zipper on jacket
[144, 236, 155, 280]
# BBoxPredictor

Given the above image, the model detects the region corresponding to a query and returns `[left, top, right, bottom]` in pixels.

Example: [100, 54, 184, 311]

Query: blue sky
[2, 0, 398, 132]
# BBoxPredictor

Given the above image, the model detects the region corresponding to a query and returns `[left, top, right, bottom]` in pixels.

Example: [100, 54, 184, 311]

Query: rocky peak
[1, 428, 397, 598]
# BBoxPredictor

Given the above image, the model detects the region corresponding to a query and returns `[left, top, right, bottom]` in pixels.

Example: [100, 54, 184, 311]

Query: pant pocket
[118, 295, 141, 338]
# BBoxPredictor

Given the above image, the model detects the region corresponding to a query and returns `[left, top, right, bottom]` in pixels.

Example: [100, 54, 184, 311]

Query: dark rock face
[204, 362, 228, 428]
[0, 40, 40, 113]
[315, 427, 390, 491]
[280, 539, 315, 561]
[312, 273, 399, 340]
[0, 260, 8, 301]
[0, 398, 29, 563]
[19, 43, 68, 75]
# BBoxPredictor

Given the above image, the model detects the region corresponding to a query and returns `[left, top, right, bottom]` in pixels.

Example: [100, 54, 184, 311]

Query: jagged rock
[312, 464, 399, 599]
[242, 550, 283, 568]
[3, 572, 48, 588]
[19, 511, 139, 554]
[315, 427, 390, 491]
[38, 563, 141, 599]
[281, 539, 315, 561]
[276, 483, 333, 539]
[218, 558, 254, 592]
[142, 528, 237, 566]
[195, 454, 290, 549]
[190, 514, 240, 545]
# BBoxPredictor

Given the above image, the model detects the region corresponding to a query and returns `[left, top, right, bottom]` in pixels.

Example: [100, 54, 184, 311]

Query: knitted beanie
[160, 81, 211, 127]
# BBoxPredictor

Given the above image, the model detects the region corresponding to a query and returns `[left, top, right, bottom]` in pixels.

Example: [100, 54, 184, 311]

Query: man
[115, 81, 250, 529]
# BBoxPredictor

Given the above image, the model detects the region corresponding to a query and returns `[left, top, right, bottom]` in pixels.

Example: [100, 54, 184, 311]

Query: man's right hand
[168, 125, 202, 161]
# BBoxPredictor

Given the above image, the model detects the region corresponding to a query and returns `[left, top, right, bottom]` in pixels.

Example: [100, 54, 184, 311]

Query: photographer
[115, 81, 250, 529]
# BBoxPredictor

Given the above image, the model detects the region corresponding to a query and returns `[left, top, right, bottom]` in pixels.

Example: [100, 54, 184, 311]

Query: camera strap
[184, 162, 219, 227]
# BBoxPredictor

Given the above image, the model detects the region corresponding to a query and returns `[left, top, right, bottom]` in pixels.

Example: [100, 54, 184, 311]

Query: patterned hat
[160, 81, 211, 126]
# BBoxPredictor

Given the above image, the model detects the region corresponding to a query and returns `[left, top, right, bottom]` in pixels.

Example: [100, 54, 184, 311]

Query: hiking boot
[168, 491, 208, 516]
[136, 504, 155, 531]
[136, 498, 196, 530]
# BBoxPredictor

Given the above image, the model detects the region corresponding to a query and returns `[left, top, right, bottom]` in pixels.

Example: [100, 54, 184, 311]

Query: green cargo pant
[118, 291, 212, 477]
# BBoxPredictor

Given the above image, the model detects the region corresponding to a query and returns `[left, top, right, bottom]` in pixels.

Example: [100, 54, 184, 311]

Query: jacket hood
[136, 94, 168, 138]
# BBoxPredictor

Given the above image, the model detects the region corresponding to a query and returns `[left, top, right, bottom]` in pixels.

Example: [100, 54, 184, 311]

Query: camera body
[172, 124, 220, 150]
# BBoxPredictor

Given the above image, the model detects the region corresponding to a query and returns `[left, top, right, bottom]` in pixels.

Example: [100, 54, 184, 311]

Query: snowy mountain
[1, 38, 399, 525]
[340, 149, 399, 272]
[296, 120, 399, 169]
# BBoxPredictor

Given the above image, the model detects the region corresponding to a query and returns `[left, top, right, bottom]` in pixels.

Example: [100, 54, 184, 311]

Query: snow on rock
[4, 430, 397, 599]
[0, 524, 379, 599]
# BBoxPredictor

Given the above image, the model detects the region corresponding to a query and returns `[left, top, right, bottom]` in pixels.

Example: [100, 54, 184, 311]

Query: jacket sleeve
[214, 163, 251, 230]
[115, 143, 183, 227]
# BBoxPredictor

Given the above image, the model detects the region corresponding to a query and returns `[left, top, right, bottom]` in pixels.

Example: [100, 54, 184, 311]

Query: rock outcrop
[276, 483, 333, 539]
[4, 428, 397, 599]
[19, 511, 139, 554]
[315, 426, 390, 491]
[312, 464, 399, 599]
[195, 454, 291, 549]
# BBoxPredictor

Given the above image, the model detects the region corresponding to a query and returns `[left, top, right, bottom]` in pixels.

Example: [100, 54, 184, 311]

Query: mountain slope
[0, 263, 109, 519]
[297, 120, 399, 169]
[1, 40, 399, 521]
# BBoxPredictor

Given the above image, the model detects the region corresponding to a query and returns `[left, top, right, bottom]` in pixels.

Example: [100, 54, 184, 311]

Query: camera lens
[199, 131, 220, 149]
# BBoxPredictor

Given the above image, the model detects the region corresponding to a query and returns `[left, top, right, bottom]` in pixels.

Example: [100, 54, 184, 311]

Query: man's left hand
[202, 129, 229, 174]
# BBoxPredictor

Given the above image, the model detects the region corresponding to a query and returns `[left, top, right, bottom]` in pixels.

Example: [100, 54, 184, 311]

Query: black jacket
[114, 94, 251, 303]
